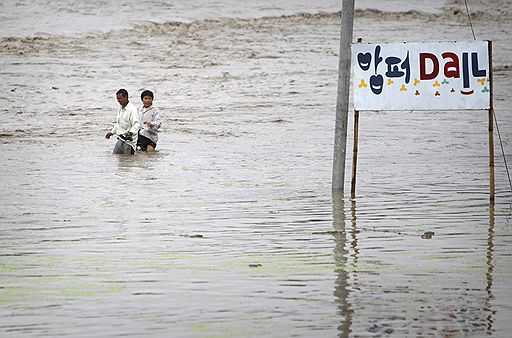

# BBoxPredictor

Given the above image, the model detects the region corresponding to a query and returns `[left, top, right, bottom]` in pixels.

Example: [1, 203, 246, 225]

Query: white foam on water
[1, 0, 447, 37]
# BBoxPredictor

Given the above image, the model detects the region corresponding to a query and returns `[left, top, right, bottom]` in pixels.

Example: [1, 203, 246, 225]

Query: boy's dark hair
[141, 90, 154, 100]
[116, 88, 129, 97]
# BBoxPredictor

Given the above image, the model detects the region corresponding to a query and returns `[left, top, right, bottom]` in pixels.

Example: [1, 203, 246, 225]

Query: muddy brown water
[1, 1, 512, 337]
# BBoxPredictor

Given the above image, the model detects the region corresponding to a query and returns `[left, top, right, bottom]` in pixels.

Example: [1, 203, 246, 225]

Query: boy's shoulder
[146, 106, 160, 113]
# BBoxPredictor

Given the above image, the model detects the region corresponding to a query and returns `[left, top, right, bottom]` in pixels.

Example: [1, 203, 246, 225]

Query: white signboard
[352, 41, 490, 111]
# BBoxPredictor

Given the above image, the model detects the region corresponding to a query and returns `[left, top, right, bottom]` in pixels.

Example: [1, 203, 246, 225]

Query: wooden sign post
[488, 41, 495, 203]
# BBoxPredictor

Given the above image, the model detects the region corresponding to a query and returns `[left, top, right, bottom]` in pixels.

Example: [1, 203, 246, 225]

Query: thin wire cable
[464, 0, 477, 40]
[494, 111, 512, 195]
[464, 0, 512, 200]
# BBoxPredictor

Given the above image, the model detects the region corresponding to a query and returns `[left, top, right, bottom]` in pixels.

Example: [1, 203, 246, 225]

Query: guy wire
[494, 112, 512, 196]
[464, 0, 512, 198]
[464, 0, 477, 40]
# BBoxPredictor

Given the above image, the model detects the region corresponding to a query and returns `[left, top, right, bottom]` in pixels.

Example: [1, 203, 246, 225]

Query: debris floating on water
[180, 234, 204, 238]
[312, 231, 343, 236]
[421, 231, 435, 239]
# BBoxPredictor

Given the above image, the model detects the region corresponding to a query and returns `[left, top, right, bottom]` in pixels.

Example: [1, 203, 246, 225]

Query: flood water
[1, 0, 512, 337]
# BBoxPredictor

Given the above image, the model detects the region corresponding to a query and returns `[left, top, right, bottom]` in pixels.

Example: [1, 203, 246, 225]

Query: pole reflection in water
[332, 192, 357, 338]
[350, 199, 360, 280]
[486, 203, 496, 335]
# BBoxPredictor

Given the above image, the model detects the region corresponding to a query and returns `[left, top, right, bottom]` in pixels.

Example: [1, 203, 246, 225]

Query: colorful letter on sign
[352, 41, 490, 111]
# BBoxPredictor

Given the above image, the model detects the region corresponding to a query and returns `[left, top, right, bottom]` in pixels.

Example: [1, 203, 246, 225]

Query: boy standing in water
[105, 89, 140, 155]
[137, 90, 162, 152]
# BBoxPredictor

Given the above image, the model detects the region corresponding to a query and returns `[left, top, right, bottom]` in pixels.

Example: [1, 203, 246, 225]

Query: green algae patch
[0, 255, 60, 271]
[0, 263, 16, 273]
[186, 321, 270, 338]
[188, 322, 212, 332]
[0, 277, 125, 306]
[0, 286, 46, 305]
[61, 282, 125, 298]
[216, 253, 334, 277]
[158, 253, 204, 261]
[154, 252, 334, 277]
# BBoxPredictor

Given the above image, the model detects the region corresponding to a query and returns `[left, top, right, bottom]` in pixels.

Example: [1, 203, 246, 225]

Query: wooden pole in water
[350, 110, 359, 199]
[488, 41, 495, 204]
[332, 0, 355, 193]
[489, 108, 495, 203]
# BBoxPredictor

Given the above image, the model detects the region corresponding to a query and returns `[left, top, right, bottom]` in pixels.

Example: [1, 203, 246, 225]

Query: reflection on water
[485, 204, 496, 335]
[332, 193, 352, 338]
[334, 197, 501, 337]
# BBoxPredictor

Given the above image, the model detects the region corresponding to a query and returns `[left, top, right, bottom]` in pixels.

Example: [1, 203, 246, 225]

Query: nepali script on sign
[352, 41, 490, 111]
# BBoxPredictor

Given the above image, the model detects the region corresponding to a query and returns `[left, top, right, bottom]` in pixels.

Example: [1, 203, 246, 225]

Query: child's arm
[147, 108, 162, 132]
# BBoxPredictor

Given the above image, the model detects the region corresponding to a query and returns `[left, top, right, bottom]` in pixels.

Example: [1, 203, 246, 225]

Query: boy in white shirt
[136, 90, 162, 152]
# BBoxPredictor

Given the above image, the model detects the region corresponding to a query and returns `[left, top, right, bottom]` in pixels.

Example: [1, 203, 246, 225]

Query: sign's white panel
[352, 41, 490, 111]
